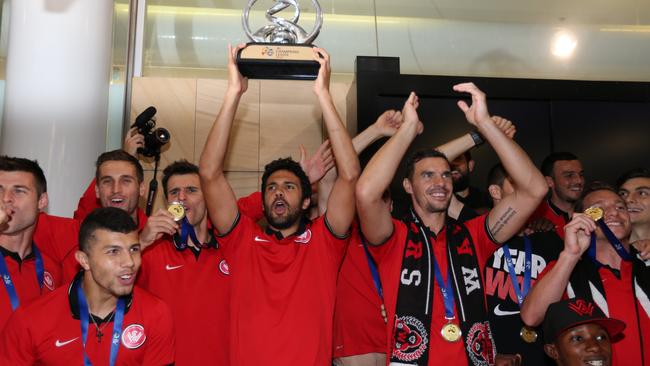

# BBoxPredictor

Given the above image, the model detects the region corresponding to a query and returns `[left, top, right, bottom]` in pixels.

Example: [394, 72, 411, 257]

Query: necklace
[88, 310, 115, 343]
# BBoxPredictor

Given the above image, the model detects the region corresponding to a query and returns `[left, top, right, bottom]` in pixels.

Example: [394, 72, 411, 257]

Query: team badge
[294, 229, 312, 244]
[465, 322, 496, 366]
[121, 324, 147, 349]
[392, 316, 428, 362]
[43, 271, 55, 290]
[219, 259, 230, 275]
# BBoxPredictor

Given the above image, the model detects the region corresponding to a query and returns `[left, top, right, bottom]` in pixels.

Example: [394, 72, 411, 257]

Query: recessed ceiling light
[551, 30, 578, 59]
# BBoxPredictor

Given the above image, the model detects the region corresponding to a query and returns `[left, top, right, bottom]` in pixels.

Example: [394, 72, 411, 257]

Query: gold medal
[167, 203, 185, 221]
[584, 206, 603, 221]
[441, 323, 462, 342]
[520, 326, 538, 343]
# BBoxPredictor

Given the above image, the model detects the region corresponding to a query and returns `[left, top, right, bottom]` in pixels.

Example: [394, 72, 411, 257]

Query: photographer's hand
[124, 127, 145, 158]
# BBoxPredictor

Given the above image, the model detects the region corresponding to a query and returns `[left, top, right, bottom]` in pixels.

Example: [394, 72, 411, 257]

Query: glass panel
[0, 0, 9, 132]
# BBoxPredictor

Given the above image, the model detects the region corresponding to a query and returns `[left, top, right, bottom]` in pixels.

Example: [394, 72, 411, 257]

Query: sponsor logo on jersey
[55, 337, 78, 347]
[122, 324, 147, 349]
[43, 271, 55, 290]
[294, 229, 312, 244]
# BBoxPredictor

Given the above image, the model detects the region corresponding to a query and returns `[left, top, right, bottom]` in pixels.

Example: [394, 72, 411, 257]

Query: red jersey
[218, 214, 349, 365]
[0, 246, 61, 329]
[33, 212, 80, 279]
[369, 215, 499, 366]
[137, 235, 231, 366]
[541, 260, 650, 366]
[73, 178, 101, 221]
[0, 281, 174, 366]
[333, 226, 386, 358]
[528, 199, 570, 239]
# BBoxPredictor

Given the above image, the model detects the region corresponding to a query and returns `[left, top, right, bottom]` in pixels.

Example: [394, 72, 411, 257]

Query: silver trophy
[237, 0, 324, 80]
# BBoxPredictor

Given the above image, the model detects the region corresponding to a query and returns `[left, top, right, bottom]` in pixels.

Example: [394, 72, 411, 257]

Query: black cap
[542, 298, 625, 344]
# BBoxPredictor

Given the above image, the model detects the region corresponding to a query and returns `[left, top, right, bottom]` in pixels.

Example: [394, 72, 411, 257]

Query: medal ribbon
[176, 217, 200, 250]
[432, 255, 455, 320]
[502, 236, 532, 306]
[77, 283, 125, 366]
[361, 238, 383, 300]
[588, 220, 633, 266]
[0, 244, 44, 311]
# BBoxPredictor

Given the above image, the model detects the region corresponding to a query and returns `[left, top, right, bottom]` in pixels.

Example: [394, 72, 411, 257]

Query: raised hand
[139, 208, 180, 249]
[491, 115, 516, 139]
[0, 201, 9, 230]
[401, 92, 423, 135]
[563, 213, 597, 258]
[373, 109, 403, 137]
[299, 140, 335, 184]
[227, 44, 248, 95]
[312, 47, 331, 96]
[453, 82, 491, 127]
[123, 126, 145, 157]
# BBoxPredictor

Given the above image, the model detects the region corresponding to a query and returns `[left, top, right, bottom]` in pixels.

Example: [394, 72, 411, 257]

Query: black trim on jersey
[68, 271, 133, 324]
[265, 217, 309, 240]
[547, 198, 570, 222]
[484, 215, 501, 245]
[323, 214, 351, 240]
[0, 245, 36, 266]
[215, 212, 241, 238]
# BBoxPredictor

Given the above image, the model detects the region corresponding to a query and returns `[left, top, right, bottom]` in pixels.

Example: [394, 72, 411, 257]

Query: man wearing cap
[521, 182, 650, 365]
[542, 298, 625, 366]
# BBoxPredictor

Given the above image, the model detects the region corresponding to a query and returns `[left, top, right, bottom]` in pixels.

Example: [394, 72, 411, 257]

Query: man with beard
[528, 152, 585, 239]
[136, 160, 262, 366]
[0, 207, 174, 365]
[199, 45, 358, 365]
[356, 84, 547, 365]
[0, 157, 62, 329]
[542, 298, 625, 366]
[617, 168, 650, 243]
[521, 182, 650, 365]
[451, 151, 492, 215]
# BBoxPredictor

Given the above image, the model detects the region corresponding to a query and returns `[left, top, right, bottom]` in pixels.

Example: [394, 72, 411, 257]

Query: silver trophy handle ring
[242, 0, 323, 44]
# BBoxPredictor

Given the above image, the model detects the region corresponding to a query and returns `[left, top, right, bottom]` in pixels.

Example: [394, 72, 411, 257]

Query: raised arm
[198, 44, 248, 234]
[356, 92, 422, 244]
[436, 115, 515, 162]
[454, 83, 546, 243]
[520, 214, 595, 326]
[312, 48, 360, 236]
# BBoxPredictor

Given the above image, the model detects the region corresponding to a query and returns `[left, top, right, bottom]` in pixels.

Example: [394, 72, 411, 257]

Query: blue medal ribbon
[587, 219, 633, 266]
[77, 282, 126, 366]
[0, 244, 44, 311]
[432, 256, 455, 320]
[175, 217, 200, 250]
[502, 236, 532, 306]
[361, 238, 383, 300]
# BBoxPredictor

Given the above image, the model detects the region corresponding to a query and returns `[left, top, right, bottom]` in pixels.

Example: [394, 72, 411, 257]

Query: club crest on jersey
[294, 229, 312, 244]
[43, 271, 55, 290]
[219, 259, 230, 275]
[465, 321, 496, 366]
[121, 324, 146, 349]
[392, 316, 428, 362]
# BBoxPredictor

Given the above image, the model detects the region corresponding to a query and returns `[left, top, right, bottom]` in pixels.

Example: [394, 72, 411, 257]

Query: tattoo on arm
[491, 207, 517, 237]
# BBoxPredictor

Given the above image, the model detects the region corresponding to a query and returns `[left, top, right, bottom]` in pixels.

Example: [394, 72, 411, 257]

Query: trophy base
[236, 43, 319, 80]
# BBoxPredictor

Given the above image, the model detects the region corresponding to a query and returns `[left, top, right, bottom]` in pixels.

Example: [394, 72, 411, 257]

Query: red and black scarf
[390, 209, 496, 365]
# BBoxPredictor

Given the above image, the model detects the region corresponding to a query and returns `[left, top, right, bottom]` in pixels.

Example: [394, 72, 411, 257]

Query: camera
[131, 106, 170, 158]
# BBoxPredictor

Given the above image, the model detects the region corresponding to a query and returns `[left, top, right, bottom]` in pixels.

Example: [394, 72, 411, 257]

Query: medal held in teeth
[520, 326, 538, 343]
[584, 207, 604, 221]
[441, 323, 462, 342]
[168, 202, 185, 221]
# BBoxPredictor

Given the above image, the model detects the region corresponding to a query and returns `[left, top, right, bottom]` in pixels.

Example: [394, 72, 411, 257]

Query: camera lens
[154, 128, 170, 145]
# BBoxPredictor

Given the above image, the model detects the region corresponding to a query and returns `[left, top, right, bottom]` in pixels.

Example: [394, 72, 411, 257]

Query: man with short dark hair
[137, 159, 261, 366]
[0, 207, 174, 365]
[451, 151, 492, 214]
[617, 168, 650, 242]
[521, 182, 650, 365]
[483, 163, 563, 366]
[356, 84, 547, 365]
[0, 156, 62, 329]
[529, 152, 585, 238]
[199, 45, 359, 365]
[542, 298, 625, 366]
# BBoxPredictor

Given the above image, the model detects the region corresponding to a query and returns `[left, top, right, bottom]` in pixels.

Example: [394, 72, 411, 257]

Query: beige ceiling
[149, 0, 650, 25]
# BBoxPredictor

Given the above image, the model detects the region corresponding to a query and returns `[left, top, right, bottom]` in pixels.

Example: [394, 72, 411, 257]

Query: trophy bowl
[236, 0, 323, 80]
